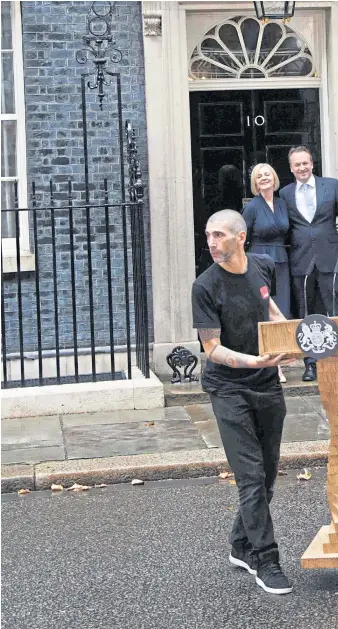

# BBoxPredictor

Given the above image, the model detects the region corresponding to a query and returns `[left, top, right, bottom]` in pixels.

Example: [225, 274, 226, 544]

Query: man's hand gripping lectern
[258, 316, 338, 569]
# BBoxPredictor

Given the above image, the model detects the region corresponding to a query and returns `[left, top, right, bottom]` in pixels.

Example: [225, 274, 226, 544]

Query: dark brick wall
[3, 1, 153, 356]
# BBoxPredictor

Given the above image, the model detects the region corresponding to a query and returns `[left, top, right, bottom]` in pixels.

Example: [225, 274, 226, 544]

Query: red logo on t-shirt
[260, 285, 269, 299]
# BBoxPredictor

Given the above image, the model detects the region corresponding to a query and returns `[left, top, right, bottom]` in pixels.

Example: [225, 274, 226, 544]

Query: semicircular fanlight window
[189, 17, 316, 80]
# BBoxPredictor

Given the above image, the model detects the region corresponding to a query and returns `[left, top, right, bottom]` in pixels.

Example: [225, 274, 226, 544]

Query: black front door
[190, 88, 321, 275]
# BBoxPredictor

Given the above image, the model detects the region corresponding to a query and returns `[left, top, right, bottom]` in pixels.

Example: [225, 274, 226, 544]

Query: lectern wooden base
[301, 355, 338, 569]
[301, 525, 338, 569]
[258, 318, 338, 570]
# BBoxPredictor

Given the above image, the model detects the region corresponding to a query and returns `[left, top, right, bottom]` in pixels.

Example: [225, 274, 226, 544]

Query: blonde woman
[242, 164, 290, 383]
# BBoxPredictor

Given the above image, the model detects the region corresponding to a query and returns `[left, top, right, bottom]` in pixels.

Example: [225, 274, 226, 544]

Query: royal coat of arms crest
[296, 314, 338, 360]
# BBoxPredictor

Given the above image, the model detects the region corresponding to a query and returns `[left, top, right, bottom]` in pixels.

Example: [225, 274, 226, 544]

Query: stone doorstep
[1, 368, 165, 419]
[163, 364, 319, 406]
[164, 382, 318, 407]
[1, 440, 329, 493]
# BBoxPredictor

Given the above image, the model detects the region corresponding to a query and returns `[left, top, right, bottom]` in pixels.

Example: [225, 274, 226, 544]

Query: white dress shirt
[295, 174, 317, 223]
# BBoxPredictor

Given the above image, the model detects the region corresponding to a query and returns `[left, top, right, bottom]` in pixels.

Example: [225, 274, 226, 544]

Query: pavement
[2, 471, 338, 629]
[1, 388, 330, 493]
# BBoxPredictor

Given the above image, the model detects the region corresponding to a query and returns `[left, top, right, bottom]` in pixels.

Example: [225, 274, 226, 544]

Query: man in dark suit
[280, 146, 338, 381]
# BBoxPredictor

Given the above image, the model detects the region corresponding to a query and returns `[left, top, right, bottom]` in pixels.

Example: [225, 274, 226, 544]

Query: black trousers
[210, 385, 286, 560]
[292, 270, 335, 365]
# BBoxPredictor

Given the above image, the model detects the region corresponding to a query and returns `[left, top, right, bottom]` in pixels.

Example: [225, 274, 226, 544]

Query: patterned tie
[302, 183, 316, 223]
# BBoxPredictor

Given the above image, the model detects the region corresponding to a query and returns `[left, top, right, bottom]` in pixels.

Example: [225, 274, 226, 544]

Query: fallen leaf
[131, 479, 144, 485]
[297, 468, 312, 481]
[17, 488, 31, 495]
[145, 421, 155, 427]
[219, 471, 234, 479]
[66, 483, 90, 491]
[228, 479, 237, 485]
[226, 506, 234, 511]
[94, 484, 108, 488]
[51, 484, 64, 491]
[278, 470, 288, 476]
[66, 483, 81, 491]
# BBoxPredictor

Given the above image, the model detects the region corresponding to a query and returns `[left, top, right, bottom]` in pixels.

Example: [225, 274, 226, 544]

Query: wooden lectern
[258, 317, 338, 569]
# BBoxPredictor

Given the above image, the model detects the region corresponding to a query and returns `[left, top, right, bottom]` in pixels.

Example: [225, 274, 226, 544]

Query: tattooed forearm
[210, 345, 255, 368]
[269, 298, 286, 322]
[198, 328, 256, 368]
[198, 329, 221, 343]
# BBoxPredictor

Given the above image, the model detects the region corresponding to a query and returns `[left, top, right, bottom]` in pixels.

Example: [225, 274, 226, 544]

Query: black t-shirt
[192, 253, 278, 393]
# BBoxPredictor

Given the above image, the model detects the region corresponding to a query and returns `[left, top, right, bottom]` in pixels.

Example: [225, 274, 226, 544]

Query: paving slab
[185, 397, 326, 449]
[303, 396, 325, 414]
[192, 419, 222, 448]
[282, 413, 324, 443]
[1, 415, 63, 449]
[1, 446, 65, 466]
[1, 415, 65, 465]
[61, 406, 190, 428]
[284, 396, 321, 415]
[63, 418, 207, 459]
[184, 403, 212, 422]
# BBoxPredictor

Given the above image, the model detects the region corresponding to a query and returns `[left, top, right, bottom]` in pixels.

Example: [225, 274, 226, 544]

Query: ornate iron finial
[76, 1, 122, 109]
[166, 346, 199, 384]
[126, 120, 144, 202]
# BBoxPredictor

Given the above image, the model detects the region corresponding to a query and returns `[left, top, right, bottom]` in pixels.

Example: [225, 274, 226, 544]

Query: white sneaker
[256, 560, 293, 595]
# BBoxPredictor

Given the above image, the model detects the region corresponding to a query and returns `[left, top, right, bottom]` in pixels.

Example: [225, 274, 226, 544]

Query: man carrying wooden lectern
[192, 210, 294, 595]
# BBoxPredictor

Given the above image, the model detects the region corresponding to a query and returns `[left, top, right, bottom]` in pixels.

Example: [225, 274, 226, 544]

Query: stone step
[163, 364, 318, 407]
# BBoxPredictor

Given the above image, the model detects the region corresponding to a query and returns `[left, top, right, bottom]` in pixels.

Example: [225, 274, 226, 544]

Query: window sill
[2, 252, 36, 274]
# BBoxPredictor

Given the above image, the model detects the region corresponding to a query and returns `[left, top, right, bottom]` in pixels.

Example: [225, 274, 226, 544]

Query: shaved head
[206, 209, 247, 266]
[207, 209, 247, 235]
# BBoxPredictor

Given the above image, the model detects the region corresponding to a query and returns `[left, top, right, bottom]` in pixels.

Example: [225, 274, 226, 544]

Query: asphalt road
[2, 470, 338, 629]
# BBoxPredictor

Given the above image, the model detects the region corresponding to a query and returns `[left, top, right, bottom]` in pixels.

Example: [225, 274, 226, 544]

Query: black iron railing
[1, 176, 150, 388]
[2, 3, 151, 388]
